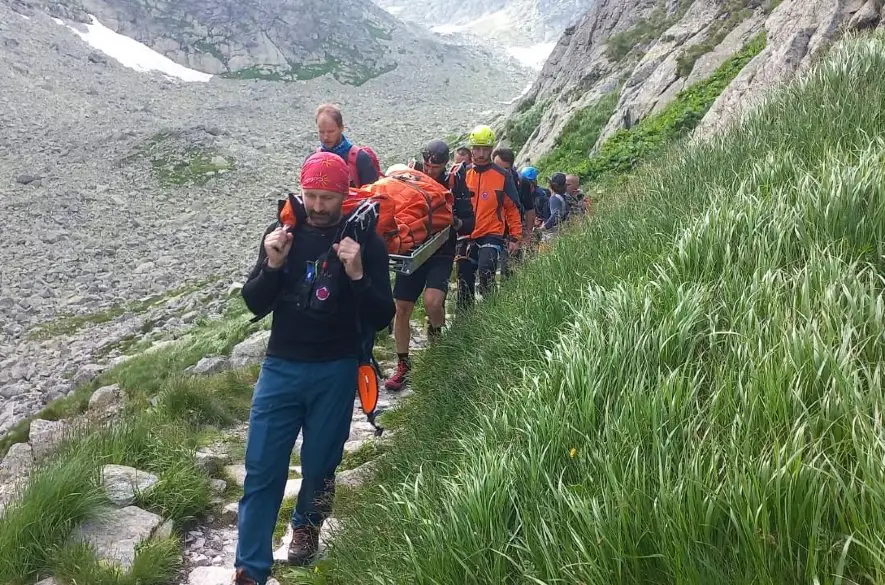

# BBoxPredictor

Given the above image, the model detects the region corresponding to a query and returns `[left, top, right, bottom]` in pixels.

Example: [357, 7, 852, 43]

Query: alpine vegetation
[319, 32, 885, 585]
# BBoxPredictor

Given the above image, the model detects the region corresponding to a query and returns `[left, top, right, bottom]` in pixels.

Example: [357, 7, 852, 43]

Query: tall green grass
[320, 32, 885, 584]
[0, 365, 256, 583]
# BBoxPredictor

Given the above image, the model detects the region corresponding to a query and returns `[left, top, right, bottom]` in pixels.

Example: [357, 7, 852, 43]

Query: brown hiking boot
[287, 524, 320, 566]
[232, 568, 257, 585]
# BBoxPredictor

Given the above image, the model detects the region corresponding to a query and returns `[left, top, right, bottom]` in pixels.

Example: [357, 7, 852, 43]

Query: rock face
[695, 0, 879, 139]
[73, 505, 165, 570]
[378, 0, 593, 46]
[71, 0, 406, 83]
[513, 0, 885, 164]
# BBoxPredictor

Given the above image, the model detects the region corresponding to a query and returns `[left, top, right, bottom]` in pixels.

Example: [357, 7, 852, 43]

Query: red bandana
[300, 151, 350, 195]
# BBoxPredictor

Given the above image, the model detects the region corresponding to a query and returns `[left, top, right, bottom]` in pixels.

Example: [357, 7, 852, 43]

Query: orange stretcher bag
[280, 169, 454, 255]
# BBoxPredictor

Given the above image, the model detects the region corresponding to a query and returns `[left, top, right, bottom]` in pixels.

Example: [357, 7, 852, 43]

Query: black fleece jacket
[242, 221, 395, 362]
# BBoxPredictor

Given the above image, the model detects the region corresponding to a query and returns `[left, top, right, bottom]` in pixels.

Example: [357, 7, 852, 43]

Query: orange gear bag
[280, 169, 454, 255]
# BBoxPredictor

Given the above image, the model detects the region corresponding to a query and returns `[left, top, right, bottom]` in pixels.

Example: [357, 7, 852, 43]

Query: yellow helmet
[467, 125, 496, 148]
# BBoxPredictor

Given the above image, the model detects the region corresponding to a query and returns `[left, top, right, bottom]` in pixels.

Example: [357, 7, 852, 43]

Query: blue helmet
[520, 166, 539, 182]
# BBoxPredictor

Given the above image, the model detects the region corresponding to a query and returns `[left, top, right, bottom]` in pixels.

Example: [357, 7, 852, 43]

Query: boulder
[72, 363, 104, 386]
[73, 506, 164, 570]
[89, 383, 120, 411]
[28, 419, 69, 460]
[154, 519, 175, 540]
[187, 566, 237, 585]
[192, 356, 230, 375]
[16, 173, 40, 185]
[101, 464, 159, 507]
[0, 401, 17, 434]
[0, 442, 34, 481]
[229, 331, 270, 369]
[209, 478, 227, 494]
[221, 502, 238, 523]
[224, 464, 246, 487]
[210, 155, 230, 167]
[336, 460, 376, 489]
[195, 449, 224, 475]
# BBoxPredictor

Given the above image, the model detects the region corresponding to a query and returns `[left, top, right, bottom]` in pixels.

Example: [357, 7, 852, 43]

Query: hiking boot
[384, 359, 410, 392]
[288, 524, 320, 566]
[232, 568, 257, 585]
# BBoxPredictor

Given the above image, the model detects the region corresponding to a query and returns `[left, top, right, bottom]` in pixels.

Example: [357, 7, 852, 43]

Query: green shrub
[534, 92, 620, 179]
[586, 32, 766, 181]
[317, 31, 885, 585]
[503, 100, 546, 152]
[606, 0, 695, 61]
[676, 1, 754, 78]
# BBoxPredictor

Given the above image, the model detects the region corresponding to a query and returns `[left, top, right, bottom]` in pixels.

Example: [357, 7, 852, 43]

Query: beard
[307, 208, 342, 227]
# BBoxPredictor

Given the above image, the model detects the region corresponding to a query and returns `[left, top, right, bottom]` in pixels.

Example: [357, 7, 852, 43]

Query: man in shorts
[384, 139, 475, 391]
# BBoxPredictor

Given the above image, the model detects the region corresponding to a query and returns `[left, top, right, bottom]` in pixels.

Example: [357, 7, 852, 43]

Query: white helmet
[386, 163, 410, 175]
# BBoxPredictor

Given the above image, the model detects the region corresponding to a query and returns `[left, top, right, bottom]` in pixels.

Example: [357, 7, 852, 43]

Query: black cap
[549, 172, 567, 187]
[422, 139, 450, 165]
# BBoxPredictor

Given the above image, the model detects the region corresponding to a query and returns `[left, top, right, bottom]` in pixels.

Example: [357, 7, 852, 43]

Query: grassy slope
[319, 32, 885, 584]
[0, 300, 262, 585]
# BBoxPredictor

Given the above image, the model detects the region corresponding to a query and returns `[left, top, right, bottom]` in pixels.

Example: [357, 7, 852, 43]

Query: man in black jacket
[234, 152, 395, 585]
[384, 139, 475, 392]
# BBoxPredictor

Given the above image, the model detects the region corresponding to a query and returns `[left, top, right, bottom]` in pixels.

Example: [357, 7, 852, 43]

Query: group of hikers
[233, 104, 589, 585]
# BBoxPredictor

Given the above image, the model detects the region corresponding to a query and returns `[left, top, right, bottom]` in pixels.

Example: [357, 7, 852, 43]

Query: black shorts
[393, 253, 454, 303]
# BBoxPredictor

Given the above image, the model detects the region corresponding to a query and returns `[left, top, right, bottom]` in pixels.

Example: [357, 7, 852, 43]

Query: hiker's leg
[236, 357, 305, 584]
[392, 300, 415, 354]
[457, 246, 477, 310]
[499, 245, 510, 280]
[292, 358, 358, 529]
[423, 288, 446, 329]
[478, 245, 500, 298]
[423, 255, 452, 332]
[392, 267, 426, 355]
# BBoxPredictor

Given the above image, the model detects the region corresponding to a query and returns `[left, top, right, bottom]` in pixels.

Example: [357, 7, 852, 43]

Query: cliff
[513, 0, 884, 164]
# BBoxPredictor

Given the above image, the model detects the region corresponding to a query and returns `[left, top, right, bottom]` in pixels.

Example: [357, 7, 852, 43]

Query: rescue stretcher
[388, 226, 451, 275]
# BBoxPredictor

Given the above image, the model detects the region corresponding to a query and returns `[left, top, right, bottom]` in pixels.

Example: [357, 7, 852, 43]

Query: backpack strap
[347, 147, 362, 188]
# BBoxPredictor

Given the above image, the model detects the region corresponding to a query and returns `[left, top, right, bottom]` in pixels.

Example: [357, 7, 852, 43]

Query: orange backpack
[280, 169, 454, 255]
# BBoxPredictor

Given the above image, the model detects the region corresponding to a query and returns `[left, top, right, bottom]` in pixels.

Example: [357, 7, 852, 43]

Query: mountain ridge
[509, 0, 885, 165]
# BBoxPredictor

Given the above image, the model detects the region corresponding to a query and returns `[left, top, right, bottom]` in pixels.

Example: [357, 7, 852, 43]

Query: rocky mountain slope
[512, 0, 885, 164]
[0, 0, 525, 431]
[375, 0, 593, 67]
[13, 0, 447, 84]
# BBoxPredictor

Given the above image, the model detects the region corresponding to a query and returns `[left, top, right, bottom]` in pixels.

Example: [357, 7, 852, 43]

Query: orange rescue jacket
[466, 164, 522, 241]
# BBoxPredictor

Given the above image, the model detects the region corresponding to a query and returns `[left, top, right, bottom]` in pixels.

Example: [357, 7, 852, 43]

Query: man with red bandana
[233, 152, 395, 584]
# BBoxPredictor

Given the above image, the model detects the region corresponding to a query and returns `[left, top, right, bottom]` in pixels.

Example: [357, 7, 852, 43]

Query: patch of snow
[432, 9, 510, 37]
[431, 22, 472, 35]
[506, 43, 556, 69]
[56, 15, 213, 82]
[52, 17, 64, 25]
[19, 13, 30, 20]
[501, 80, 534, 106]
[386, 5, 405, 16]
